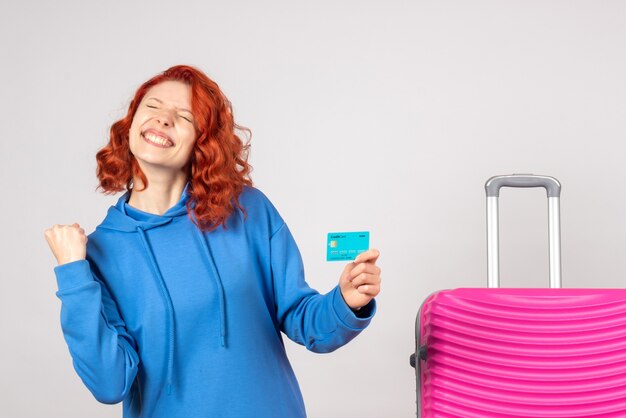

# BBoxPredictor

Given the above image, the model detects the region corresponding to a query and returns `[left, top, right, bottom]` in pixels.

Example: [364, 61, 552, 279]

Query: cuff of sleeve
[54, 259, 94, 291]
[331, 286, 376, 330]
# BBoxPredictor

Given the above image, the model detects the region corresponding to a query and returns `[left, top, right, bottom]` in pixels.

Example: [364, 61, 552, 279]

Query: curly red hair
[95, 65, 253, 232]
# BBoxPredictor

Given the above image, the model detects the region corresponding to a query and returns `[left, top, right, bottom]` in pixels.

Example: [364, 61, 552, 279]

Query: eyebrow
[145, 97, 193, 115]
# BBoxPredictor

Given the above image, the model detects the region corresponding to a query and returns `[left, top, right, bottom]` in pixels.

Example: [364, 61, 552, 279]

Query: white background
[2, 0, 625, 417]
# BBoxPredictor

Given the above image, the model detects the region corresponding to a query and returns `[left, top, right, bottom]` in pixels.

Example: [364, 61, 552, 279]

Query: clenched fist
[44, 223, 88, 266]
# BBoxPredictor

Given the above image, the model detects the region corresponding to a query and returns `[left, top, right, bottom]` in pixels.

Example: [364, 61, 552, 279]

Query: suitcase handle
[485, 174, 561, 198]
[484, 174, 562, 289]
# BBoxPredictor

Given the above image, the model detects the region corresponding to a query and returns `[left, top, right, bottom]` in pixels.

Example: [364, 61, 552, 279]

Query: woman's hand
[44, 223, 88, 265]
[339, 249, 381, 310]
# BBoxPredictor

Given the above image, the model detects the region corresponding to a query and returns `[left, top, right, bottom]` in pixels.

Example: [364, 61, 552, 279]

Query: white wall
[2, 1, 625, 417]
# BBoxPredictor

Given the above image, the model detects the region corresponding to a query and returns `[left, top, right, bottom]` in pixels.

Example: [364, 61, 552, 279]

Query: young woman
[44, 65, 381, 418]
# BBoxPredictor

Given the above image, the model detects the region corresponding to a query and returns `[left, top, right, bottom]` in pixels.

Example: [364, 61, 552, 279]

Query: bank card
[326, 231, 370, 261]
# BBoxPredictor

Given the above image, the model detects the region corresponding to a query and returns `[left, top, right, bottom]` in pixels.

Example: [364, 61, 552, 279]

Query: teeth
[144, 132, 172, 146]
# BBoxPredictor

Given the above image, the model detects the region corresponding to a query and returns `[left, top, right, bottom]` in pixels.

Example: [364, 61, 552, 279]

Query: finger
[340, 261, 356, 283]
[44, 226, 58, 241]
[354, 248, 380, 265]
[350, 262, 381, 279]
[43, 232, 53, 246]
[352, 272, 381, 288]
[356, 284, 380, 296]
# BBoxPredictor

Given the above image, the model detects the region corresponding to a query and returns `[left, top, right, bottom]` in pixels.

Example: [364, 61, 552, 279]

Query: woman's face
[129, 80, 197, 174]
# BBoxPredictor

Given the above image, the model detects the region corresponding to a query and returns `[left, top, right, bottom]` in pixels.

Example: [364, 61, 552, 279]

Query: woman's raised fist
[44, 223, 88, 265]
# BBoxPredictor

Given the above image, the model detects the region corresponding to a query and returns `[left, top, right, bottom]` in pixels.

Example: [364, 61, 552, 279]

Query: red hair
[95, 65, 253, 232]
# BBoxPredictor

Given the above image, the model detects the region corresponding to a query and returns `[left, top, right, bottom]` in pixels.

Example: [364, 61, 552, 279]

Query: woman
[44, 65, 381, 418]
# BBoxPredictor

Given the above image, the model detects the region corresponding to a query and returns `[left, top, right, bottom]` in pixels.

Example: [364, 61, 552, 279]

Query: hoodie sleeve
[270, 222, 376, 353]
[54, 259, 140, 404]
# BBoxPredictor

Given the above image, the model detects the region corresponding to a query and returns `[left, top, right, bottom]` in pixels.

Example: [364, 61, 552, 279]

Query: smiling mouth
[142, 131, 174, 147]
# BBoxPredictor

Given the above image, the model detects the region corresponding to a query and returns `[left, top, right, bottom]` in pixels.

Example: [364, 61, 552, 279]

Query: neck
[128, 170, 189, 215]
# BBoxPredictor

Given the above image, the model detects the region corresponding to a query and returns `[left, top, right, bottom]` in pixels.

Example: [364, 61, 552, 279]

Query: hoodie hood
[99, 181, 193, 232]
[96, 180, 227, 395]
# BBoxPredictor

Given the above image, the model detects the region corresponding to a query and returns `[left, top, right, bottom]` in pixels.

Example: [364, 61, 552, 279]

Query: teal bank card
[326, 231, 370, 261]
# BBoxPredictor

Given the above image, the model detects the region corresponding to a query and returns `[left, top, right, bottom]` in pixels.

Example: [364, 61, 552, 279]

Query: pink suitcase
[411, 175, 626, 417]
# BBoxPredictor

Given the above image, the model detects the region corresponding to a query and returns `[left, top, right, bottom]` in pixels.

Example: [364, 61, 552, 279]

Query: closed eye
[179, 114, 193, 123]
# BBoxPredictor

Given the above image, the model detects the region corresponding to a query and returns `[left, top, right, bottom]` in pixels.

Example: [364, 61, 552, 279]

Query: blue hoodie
[53, 182, 375, 417]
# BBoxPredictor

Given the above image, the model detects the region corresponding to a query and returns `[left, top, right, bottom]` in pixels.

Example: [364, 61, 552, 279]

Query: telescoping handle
[485, 174, 562, 289]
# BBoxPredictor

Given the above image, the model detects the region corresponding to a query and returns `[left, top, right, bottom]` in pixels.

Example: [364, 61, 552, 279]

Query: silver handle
[485, 174, 561, 198]
[485, 174, 562, 289]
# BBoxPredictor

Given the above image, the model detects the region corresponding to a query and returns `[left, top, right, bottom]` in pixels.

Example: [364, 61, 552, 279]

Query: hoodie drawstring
[196, 229, 227, 348]
[136, 225, 176, 395]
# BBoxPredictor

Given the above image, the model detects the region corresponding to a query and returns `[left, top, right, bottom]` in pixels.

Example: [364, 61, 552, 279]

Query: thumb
[339, 261, 356, 285]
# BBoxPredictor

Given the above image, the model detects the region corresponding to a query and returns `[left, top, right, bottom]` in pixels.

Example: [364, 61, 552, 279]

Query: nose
[156, 109, 174, 127]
